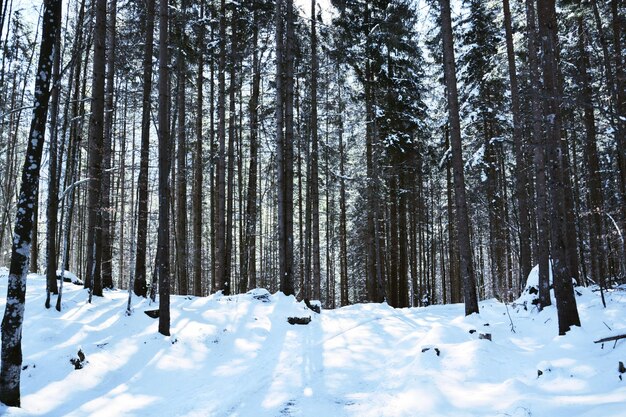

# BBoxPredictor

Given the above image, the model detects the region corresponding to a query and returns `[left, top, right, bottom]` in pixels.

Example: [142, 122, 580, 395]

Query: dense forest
[0, 0, 624, 406]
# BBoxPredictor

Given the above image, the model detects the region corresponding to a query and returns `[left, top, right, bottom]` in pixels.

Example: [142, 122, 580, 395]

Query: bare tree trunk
[175, 0, 189, 295]
[282, 0, 295, 296]
[338, 71, 349, 306]
[310, 0, 321, 300]
[45, 21, 63, 308]
[101, 0, 117, 290]
[192, 1, 204, 297]
[157, 0, 171, 336]
[0, 0, 62, 406]
[133, 0, 155, 298]
[525, 0, 550, 308]
[244, 3, 260, 291]
[576, 6, 607, 305]
[439, 0, 479, 315]
[215, 0, 227, 294]
[85, 0, 107, 300]
[537, 0, 581, 335]
[225, 12, 237, 293]
[503, 0, 532, 287]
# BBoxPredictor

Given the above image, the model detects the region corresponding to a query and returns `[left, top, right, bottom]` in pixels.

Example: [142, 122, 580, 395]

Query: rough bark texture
[101, 0, 117, 290]
[176, 0, 189, 295]
[503, 0, 532, 288]
[192, 1, 204, 297]
[85, 0, 107, 299]
[576, 8, 606, 305]
[157, 0, 171, 336]
[310, 0, 321, 301]
[0, 0, 62, 406]
[439, 0, 479, 315]
[133, 0, 155, 298]
[244, 4, 260, 291]
[45, 23, 63, 306]
[215, 0, 227, 294]
[537, 0, 581, 335]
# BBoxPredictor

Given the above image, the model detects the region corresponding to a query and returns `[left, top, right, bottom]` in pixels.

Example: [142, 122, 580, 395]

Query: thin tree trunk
[310, 0, 321, 300]
[577, 7, 607, 305]
[101, 0, 117, 290]
[502, 0, 531, 287]
[245, 3, 260, 291]
[176, 0, 189, 295]
[45, 21, 63, 308]
[215, 0, 227, 294]
[192, 1, 204, 297]
[157, 0, 171, 336]
[133, 0, 154, 298]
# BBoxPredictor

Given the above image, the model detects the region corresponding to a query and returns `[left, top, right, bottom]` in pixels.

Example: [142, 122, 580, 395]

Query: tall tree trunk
[282, 0, 295, 296]
[192, 1, 204, 297]
[176, 0, 189, 295]
[157, 0, 171, 336]
[338, 71, 349, 306]
[244, 3, 260, 291]
[215, 0, 227, 294]
[0, 0, 62, 406]
[310, 0, 321, 301]
[439, 0, 479, 315]
[225, 12, 237, 293]
[45, 20, 63, 308]
[611, 0, 626, 247]
[502, 0, 531, 287]
[577, 7, 607, 305]
[101, 0, 117, 290]
[526, 0, 550, 308]
[133, 0, 155, 298]
[85, 0, 107, 300]
[537, 0, 581, 334]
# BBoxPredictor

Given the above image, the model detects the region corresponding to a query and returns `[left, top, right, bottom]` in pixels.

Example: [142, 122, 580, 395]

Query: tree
[525, 0, 550, 309]
[439, 0, 479, 315]
[157, 0, 171, 336]
[84, 0, 107, 300]
[133, 0, 155, 298]
[0, 0, 63, 406]
[502, 0, 532, 289]
[536, 0, 580, 335]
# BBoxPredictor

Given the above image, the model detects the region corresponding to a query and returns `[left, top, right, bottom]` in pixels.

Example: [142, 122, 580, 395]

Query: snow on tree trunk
[0, 0, 62, 407]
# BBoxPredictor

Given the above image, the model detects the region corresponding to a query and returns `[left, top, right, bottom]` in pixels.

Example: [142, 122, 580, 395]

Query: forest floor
[0, 267, 625, 417]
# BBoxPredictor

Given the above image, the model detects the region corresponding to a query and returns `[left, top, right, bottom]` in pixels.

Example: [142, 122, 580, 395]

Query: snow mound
[0, 273, 625, 417]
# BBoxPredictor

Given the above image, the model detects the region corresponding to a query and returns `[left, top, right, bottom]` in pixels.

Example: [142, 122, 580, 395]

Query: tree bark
[244, 3, 260, 291]
[502, 0, 532, 288]
[85, 0, 107, 300]
[176, 0, 189, 295]
[0, 0, 62, 406]
[536, 0, 581, 335]
[310, 0, 321, 301]
[157, 0, 171, 336]
[45, 20, 63, 308]
[192, 1, 204, 297]
[133, 0, 155, 298]
[577, 6, 607, 305]
[439, 0, 479, 315]
[215, 0, 227, 294]
[101, 0, 117, 290]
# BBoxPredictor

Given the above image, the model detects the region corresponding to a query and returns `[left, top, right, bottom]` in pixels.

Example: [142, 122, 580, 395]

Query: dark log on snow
[593, 334, 626, 344]
[287, 316, 311, 325]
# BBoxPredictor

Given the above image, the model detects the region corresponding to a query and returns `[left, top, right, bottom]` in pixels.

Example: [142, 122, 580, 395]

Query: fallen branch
[594, 334, 626, 344]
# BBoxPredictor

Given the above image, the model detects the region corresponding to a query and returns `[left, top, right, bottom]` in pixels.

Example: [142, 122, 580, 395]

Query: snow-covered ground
[0, 267, 625, 417]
